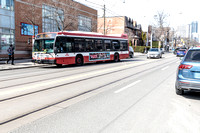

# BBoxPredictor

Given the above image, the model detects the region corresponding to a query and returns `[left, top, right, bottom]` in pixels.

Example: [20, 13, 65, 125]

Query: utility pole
[103, 4, 106, 35]
[146, 25, 149, 47]
[85, 0, 106, 35]
[150, 28, 152, 48]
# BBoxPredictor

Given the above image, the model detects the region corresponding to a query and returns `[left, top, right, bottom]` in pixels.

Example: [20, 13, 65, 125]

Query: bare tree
[50, 0, 79, 31]
[153, 11, 170, 42]
[19, 0, 41, 37]
[98, 19, 116, 35]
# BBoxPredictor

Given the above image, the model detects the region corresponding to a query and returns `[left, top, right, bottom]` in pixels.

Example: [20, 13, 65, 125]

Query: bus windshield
[33, 39, 54, 53]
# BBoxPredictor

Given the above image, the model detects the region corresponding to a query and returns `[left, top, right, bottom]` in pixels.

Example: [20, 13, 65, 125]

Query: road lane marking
[161, 66, 169, 71]
[165, 55, 174, 58]
[114, 80, 141, 94]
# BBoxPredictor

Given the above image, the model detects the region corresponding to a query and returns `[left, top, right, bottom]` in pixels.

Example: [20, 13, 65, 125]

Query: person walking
[7, 44, 14, 65]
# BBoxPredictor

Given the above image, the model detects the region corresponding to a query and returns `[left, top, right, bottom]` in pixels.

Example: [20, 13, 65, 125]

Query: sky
[75, 0, 200, 31]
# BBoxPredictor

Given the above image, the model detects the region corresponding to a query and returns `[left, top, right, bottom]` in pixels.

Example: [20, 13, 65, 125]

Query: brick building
[98, 16, 143, 46]
[0, 0, 97, 59]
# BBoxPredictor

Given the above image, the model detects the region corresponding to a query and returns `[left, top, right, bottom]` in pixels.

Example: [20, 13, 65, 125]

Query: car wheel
[175, 86, 184, 95]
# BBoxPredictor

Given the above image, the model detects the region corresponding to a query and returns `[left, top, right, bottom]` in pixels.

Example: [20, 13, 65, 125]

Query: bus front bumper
[32, 59, 56, 64]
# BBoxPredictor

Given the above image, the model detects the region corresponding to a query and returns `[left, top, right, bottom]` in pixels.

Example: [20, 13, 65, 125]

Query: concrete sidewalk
[0, 59, 46, 71]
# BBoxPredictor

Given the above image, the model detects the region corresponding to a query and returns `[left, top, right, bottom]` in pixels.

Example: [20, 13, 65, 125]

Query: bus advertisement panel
[89, 52, 110, 61]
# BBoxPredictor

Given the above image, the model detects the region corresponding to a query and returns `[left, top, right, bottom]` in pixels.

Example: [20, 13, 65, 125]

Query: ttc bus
[32, 31, 130, 66]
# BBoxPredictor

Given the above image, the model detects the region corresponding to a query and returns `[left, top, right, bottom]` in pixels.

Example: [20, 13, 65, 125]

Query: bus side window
[120, 40, 128, 51]
[95, 39, 103, 51]
[104, 40, 111, 51]
[85, 39, 94, 52]
[74, 38, 86, 52]
[55, 37, 61, 53]
[112, 40, 120, 51]
[65, 37, 74, 52]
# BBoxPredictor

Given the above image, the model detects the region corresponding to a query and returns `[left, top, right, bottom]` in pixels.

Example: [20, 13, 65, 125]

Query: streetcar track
[0, 57, 171, 89]
[0, 62, 119, 82]
[0, 59, 178, 125]
[0, 58, 177, 102]
[0, 55, 154, 81]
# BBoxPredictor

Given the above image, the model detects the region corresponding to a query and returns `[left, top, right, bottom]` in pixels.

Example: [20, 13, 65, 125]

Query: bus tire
[114, 53, 120, 62]
[76, 55, 83, 66]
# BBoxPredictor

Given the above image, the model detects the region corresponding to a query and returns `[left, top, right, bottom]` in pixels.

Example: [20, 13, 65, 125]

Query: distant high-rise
[191, 21, 199, 42]
[191, 21, 198, 33]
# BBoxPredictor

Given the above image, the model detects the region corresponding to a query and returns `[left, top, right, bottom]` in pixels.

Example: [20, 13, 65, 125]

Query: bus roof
[35, 31, 128, 40]
[57, 31, 128, 39]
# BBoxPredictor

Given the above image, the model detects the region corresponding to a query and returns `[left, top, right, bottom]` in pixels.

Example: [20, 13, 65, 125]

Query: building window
[78, 15, 92, 32]
[42, 4, 64, 32]
[0, 28, 14, 51]
[21, 23, 39, 36]
[0, 0, 14, 10]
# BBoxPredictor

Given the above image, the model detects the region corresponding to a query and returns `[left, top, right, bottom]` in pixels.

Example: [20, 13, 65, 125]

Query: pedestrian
[6, 44, 14, 65]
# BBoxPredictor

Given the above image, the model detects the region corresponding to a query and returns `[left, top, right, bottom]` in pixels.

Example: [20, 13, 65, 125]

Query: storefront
[0, 0, 15, 56]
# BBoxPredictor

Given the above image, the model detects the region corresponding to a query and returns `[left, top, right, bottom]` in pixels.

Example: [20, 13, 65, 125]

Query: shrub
[133, 46, 150, 53]
[152, 41, 159, 48]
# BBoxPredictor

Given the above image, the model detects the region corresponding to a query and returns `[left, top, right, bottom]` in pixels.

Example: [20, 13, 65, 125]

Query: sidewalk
[0, 59, 46, 71]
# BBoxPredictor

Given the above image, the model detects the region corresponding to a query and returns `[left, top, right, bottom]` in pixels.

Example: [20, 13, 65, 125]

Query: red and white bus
[32, 31, 129, 66]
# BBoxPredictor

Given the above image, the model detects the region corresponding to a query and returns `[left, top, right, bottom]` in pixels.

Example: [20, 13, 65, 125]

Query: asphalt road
[1, 53, 200, 133]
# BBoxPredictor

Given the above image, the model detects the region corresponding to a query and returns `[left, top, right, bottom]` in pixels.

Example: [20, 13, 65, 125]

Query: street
[1, 53, 200, 133]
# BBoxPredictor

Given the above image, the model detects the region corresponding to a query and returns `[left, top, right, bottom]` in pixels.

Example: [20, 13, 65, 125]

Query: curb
[0, 64, 48, 71]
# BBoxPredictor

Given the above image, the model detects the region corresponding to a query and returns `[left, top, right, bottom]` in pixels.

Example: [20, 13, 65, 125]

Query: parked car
[175, 47, 200, 95]
[129, 46, 134, 58]
[147, 48, 162, 59]
[176, 49, 187, 57]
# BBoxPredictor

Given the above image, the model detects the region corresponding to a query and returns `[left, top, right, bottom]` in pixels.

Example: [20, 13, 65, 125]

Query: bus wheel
[114, 53, 119, 62]
[76, 55, 83, 66]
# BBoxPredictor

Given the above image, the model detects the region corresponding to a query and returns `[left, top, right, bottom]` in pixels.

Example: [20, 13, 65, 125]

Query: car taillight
[179, 64, 193, 70]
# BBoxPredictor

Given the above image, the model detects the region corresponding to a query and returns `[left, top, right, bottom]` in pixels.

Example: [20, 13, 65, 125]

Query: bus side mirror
[54, 47, 58, 55]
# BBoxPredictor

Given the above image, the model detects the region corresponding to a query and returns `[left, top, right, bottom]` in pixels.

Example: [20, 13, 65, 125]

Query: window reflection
[0, 28, 14, 50]
[42, 4, 64, 32]
[0, 0, 14, 10]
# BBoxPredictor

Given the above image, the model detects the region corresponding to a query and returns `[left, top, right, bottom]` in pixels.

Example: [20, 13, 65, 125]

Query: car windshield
[149, 48, 158, 51]
[184, 50, 200, 62]
[33, 39, 54, 53]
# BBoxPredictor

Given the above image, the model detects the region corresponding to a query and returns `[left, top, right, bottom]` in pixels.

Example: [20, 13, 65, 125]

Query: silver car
[147, 48, 162, 59]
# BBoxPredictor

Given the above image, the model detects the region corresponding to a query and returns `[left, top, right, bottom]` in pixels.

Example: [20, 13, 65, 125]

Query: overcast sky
[75, 0, 199, 31]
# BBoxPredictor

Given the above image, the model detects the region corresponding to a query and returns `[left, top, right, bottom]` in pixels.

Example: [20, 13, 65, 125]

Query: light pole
[150, 26, 153, 48]
[103, 3, 106, 35]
